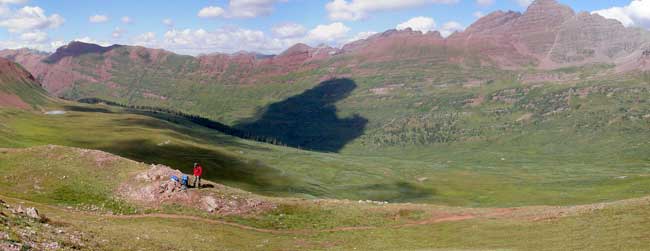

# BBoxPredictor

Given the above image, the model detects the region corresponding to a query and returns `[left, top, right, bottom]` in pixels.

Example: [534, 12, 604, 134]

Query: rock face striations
[448, 0, 649, 68]
[1, 0, 650, 96]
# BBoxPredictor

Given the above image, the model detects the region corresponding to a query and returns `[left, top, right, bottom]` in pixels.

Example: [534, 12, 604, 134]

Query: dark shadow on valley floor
[98, 139, 326, 196]
[234, 78, 368, 152]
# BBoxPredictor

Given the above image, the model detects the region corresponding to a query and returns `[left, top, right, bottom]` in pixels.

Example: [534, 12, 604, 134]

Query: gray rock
[25, 207, 41, 220]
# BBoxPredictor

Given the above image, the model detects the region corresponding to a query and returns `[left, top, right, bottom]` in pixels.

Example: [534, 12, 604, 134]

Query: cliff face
[543, 12, 647, 67]
[447, 0, 649, 68]
[510, 0, 575, 56]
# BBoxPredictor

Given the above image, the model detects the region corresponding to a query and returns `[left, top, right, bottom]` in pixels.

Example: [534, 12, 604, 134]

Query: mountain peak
[279, 43, 314, 57]
[289, 43, 312, 50]
[524, 0, 574, 16]
[44, 41, 122, 64]
[529, 0, 560, 6]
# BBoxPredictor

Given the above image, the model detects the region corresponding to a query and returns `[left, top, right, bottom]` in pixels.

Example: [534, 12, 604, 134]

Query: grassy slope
[1, 146, 649, 250]
[9, 198, 649, 251]
[0, 66, 50, 109]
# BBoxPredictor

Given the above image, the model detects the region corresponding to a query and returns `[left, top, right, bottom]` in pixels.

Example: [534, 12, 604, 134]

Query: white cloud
[0, 5, 9, 17]
[0, 5, 67, 52]
[272, 23, 306, 38]
[326, 0, 460, 21]
[74, 36, 112, 47]
[347, 31, 377, 42]
[19, 30, 47, 42]
[0, 6, 63, 33]
[159, 27, 291, 55]
[439, 21, 464, 37]
[396, 17, 463, 36]
[20, 31, 48, 43]
[0, 0, 27, 4]
[228, 0, 286, 18]
[198, 6, 225, 18]
[49, 40, 65, 49]
[515, 0, 533, 7]
[198, 0, 286, 19]
[0, 39, 64, 51]
[133, 32, 157, 47]
[162, 18, 174, 28]
[476, 0, 494, 7]
[147, 22, 354, 55]
[305, 22, 351, 43]
[592, 0, 650, 28]
[397, 16, 436, 32]
[112, 27, 126, 38]
[121, 16, 132, 24]
[473, 11, 485, 18]
[89, 14, 108, 23]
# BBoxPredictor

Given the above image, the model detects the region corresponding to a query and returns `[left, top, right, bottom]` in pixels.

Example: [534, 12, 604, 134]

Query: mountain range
[1, 0, 649, 97]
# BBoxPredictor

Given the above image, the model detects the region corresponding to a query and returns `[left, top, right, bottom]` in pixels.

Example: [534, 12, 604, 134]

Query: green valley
[2, 0, 650, 249]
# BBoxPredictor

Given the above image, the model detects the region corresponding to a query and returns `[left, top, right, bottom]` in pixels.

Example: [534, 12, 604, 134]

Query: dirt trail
[4, 193, 648, 236]
[0, 194, 480, 235]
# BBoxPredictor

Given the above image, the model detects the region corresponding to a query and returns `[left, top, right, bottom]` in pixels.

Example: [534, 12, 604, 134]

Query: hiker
[181, 175, 189, 191]
[193, 163, 203, 189]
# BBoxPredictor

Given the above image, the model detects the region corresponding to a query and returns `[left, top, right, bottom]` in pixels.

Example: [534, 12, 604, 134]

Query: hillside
[1, 145, 649, 250]
[0, 58, 49, 109]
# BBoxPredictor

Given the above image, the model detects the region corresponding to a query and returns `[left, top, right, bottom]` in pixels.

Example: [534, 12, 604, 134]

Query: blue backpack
[181, 175, 189, 185]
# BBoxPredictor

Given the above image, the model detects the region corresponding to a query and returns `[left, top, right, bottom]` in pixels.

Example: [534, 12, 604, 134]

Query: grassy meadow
[1, 146, 650, 250]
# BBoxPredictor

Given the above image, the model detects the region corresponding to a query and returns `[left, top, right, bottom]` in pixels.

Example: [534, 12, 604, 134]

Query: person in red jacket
[193, 163, 203, 189]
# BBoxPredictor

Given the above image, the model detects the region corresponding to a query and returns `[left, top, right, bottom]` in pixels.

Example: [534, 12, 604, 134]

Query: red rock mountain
[1, 0, 649, 96]
[448, 0, 649, 68]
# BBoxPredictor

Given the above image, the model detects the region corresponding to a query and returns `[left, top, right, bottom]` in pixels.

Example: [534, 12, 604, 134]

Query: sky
[0, 0, 646, 56]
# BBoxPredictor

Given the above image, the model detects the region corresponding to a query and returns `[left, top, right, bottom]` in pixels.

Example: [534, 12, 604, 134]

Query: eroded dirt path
[0, 194, 485, 235]
[4, 194, 648, 236]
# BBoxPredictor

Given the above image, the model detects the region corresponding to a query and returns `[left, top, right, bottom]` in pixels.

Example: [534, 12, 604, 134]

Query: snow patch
[44, 110, 66, 115]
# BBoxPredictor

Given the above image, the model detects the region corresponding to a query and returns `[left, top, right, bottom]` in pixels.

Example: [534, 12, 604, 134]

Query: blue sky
[0, 0, 644, 55]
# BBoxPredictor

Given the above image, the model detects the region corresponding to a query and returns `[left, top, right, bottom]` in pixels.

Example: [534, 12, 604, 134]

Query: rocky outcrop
[0, 200, 90, 250]
[117, 164, 276, 216]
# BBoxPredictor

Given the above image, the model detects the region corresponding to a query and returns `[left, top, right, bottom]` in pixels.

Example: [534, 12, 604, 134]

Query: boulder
[25, 207, 41, 220]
